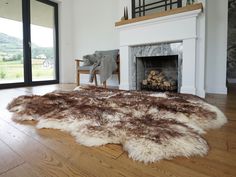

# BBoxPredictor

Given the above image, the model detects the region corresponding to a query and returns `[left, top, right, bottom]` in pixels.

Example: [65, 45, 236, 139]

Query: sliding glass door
[0, 0, 24, 84]
[0, 0, 59, 89]
[31, 0, 58, 82]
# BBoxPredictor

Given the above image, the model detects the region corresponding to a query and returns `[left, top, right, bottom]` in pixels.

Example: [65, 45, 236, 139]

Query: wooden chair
[75, 55, 120, 88]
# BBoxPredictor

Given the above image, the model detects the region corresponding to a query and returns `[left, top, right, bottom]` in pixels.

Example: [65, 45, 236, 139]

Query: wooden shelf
[115, 3, 203, 27]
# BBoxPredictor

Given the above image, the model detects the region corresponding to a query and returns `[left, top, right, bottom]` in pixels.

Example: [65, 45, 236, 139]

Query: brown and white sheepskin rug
[7, 86, 227, 163]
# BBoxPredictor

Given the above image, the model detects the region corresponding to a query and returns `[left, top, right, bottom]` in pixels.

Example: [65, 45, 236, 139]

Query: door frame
[0, 0, 59, 89]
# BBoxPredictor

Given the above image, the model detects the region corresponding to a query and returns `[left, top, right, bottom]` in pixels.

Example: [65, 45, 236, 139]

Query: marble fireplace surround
[116, 7, 205, 97]
[131, 43, 183, 91]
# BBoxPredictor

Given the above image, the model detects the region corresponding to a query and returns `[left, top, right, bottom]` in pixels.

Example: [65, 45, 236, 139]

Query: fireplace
[136, 55, 178, 92]
[116, 5, 206, 97]
[129, 42, 183, 92]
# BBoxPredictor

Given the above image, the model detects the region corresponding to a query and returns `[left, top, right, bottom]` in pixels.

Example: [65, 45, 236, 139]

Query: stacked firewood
[141, 70, 177, 91]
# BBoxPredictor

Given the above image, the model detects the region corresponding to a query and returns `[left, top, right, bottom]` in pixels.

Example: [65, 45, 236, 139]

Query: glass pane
[0, 0, 24, 84]
[31, 0, 56, 81]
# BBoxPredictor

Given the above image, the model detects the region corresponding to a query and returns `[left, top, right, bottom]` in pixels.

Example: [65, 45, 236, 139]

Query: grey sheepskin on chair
[7, 86, 227, 163]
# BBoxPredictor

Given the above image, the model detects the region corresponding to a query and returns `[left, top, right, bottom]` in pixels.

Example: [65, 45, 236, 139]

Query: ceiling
[0, 0, 54, 28]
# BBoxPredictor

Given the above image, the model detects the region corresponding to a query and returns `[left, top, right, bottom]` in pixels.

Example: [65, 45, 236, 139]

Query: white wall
[72, 0, 120, 85]
[205, 0, 228, 94]
[51, 0, 75, 83]
[196, 0, 206, 96]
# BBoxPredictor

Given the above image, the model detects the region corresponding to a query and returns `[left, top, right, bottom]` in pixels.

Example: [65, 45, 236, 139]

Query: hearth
[136, 55, 178, 92]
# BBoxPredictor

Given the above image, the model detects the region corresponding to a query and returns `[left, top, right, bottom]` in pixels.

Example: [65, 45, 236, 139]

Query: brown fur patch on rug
[7, 86, 227, 163]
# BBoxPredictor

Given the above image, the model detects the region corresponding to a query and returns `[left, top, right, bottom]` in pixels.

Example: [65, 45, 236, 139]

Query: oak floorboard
[205, 148, 236, 168]
[116, 153, 210, 177]
[0, 117, 124, 160]
[0, 163, 41, 177]
[0, 119, 91, 177]
[171, 150, 236, 177]
[204, 130, 236, 153]
[68, 144, 149, 177]
[98, 144, 124, 159]
[0, 140, 24, 175]
[68, 139, 209, 177]
[1, 120, 80, 160]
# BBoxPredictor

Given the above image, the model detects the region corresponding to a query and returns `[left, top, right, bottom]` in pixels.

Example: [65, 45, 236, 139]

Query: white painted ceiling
[0, 0, 54, 28]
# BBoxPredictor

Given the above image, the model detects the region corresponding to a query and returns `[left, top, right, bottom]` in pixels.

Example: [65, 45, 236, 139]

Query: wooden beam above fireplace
[115, 3, 203, 27]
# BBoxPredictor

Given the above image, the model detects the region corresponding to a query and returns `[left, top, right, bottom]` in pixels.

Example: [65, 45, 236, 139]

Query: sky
[0, 17, 53, 47]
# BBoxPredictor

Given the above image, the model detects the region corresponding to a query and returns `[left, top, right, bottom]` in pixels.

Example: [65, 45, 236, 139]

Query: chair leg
[118, 73, 120, 84]
[94, 74, 98, 86]
[77, 72, 80, 86]
[103, 81, 107, 88]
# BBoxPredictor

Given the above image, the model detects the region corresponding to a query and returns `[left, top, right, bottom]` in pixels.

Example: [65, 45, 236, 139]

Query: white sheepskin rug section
[7, 86, 227, 163]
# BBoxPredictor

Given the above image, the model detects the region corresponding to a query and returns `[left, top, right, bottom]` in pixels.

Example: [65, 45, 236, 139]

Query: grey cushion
[95, 49, 119, 62]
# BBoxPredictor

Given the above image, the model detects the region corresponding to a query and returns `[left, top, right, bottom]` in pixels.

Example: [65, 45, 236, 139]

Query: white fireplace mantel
[116, 4, 206, 97]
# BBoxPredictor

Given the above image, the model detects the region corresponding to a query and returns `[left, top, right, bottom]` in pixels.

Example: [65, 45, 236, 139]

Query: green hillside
[0, 33, 54, 81]
[0, 33, 23, 56]
[0, 32, 54, 61]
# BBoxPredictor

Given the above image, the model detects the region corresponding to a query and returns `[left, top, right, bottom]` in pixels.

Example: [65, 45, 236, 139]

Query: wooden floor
[0, 84, 235, 177]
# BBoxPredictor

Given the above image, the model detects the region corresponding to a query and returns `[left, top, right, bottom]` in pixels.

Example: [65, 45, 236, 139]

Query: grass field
[0, 59, 54, 83]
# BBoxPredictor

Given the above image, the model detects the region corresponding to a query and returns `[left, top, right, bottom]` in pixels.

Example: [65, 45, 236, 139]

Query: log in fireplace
[136, 55, 178, 92]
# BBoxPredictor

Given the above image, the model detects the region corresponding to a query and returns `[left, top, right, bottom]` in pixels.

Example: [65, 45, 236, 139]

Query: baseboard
[206, 86, 228, 94]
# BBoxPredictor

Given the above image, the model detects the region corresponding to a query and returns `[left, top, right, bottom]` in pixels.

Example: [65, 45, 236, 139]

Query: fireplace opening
[136, 55, 178, 92]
